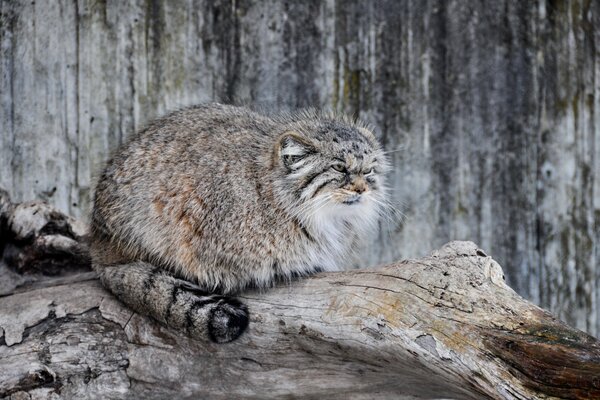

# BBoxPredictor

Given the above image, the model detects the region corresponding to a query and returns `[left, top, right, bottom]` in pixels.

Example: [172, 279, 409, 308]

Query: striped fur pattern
[91, 103, 389, 343]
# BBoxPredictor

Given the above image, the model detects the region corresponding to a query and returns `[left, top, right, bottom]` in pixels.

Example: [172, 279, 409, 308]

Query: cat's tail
[94, 261, 249, 343]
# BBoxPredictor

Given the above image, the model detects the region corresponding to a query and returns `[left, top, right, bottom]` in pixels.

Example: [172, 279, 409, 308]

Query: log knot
[430, 241, 508, 289]
[430, 241, 485, 259]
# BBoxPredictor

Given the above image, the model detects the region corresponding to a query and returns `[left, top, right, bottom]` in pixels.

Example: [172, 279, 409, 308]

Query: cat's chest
[301, 219, 357, 272]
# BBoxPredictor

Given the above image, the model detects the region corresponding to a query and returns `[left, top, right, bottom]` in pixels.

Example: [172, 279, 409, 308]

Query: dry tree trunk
[1, 190, 599, 400]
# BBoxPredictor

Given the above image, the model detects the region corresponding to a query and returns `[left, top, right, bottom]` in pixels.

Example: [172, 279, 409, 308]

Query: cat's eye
[332, 163, 346, 173]
[364, 168, 375, 176]
[284, 155, 304, 165]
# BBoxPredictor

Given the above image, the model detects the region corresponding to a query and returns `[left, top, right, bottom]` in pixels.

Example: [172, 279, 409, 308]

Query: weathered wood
[1, 196, 600, 399]
[0, 0, 598, 337]
[0, 190, 90, 296]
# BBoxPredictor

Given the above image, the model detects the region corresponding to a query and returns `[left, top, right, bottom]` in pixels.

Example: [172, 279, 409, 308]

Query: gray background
[1, 0, 598, 336]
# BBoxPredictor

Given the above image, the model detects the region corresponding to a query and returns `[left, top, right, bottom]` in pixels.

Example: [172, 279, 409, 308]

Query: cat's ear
[277, 132, 315, 170]
[357, 127, 376, 142]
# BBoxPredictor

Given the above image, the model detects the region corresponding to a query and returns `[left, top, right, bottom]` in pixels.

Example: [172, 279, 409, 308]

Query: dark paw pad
[208, 298, 249, 343]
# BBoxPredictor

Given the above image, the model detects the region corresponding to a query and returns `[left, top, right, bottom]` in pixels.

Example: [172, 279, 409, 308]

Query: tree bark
[1, 194, 599, 400]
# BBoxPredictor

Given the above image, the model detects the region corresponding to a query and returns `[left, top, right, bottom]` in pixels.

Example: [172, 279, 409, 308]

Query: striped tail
[95, 261, 249, 343]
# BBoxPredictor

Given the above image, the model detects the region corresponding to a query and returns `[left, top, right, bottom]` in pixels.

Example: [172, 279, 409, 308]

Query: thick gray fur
[91, 103, 389, 343]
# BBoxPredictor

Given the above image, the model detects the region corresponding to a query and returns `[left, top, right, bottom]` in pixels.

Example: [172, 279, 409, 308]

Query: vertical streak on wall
[0, 1, 16, 193]
[536, 0, 598, 334]
[7, 1, 33, 206]
[571, 0, 597, 335]
[593, 0, 600, 338]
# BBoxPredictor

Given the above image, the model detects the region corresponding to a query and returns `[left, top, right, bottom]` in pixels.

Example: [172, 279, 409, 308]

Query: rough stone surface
[0, 1, 598, 336]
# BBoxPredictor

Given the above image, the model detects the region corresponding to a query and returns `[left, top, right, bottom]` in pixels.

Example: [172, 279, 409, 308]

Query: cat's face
[276, 120, 389, 231]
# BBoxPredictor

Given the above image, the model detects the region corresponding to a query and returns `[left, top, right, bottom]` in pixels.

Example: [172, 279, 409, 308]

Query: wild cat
[91, 103, 390, 343]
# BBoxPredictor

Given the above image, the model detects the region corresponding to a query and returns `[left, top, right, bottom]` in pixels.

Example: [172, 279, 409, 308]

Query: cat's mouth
[342, 194, 361, 205]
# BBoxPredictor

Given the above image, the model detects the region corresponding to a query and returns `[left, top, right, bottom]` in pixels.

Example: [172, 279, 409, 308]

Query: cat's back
[92, 104, 283, 260]
[120, 103, 275, 163]
[99, 103, 277, 191]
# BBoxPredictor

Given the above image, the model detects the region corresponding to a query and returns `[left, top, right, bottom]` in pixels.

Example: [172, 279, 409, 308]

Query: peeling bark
[1, 195, 599, 399]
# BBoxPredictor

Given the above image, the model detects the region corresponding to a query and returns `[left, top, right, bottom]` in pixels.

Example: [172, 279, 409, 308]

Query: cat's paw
[207, 298, 249, 343]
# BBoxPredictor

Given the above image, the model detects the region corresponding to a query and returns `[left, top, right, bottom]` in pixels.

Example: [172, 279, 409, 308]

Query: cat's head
[272, 114, 390, 234]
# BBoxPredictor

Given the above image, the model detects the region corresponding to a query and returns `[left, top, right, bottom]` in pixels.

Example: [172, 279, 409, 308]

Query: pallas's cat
[91, 103, 389, 342]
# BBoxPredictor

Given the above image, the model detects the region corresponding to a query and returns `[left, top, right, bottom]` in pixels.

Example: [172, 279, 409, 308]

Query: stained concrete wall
[1, 0, 598, 335]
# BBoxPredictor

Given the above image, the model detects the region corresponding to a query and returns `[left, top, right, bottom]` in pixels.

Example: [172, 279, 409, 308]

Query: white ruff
[300, 194, 380, 271]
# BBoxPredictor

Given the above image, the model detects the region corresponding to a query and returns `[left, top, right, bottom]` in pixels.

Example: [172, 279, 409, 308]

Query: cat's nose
[350, 178, 368, 194]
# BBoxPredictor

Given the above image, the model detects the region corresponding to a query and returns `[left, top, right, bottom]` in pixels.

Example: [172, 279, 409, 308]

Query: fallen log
[0, 191, 599, 400]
